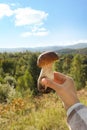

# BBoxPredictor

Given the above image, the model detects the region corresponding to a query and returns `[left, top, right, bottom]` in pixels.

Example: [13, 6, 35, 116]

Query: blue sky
[0, 0, 87, 48]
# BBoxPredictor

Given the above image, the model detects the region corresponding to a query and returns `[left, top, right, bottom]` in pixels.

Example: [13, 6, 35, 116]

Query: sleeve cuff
[67, 103, 83, 117]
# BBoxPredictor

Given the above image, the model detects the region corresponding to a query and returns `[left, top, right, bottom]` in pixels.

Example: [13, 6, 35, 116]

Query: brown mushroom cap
[37, 51, 59, 67]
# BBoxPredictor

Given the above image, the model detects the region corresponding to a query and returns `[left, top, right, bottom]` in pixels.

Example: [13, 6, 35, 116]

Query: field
[0, 89, 87, 130]
[0, 51, 86, 130]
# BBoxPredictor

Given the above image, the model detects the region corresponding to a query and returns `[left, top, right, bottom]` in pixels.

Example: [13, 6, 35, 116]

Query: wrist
[65, 99, 80, 111]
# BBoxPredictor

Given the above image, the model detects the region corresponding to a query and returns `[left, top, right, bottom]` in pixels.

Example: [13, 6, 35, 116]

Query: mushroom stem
[41, 63, 54, 80]
[38, 63, 54, 91]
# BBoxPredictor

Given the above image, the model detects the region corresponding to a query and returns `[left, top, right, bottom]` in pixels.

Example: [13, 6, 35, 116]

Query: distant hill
[0, 43, 87, 53]
[57, 48, 87, 54]
[65, 43, 87, 49]
[0, 46, 63, 53]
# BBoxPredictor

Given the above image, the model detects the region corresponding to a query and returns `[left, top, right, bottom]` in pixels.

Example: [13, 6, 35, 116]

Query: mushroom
[37, 51, 59, 93]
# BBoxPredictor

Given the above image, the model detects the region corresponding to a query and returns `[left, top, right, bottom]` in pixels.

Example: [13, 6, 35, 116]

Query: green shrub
[4, 76, 17, 87]
[0, 83, 20, 103]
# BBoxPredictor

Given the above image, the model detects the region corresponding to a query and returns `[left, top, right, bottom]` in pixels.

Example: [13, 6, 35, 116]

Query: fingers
[54, 72, 66, 84]
[41, 78, 62, 91]
[41, 71, 70, 92]
[54, 71, 66, 79]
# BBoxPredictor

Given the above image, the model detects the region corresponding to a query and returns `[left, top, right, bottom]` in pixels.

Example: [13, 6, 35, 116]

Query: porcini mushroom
[37, 51, 59, 93]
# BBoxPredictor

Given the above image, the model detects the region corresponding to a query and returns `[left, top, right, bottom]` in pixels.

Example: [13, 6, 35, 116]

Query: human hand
[41, 72, 79, 110]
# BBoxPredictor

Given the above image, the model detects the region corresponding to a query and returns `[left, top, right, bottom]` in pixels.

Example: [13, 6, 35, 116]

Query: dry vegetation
[0, 89, 87, 130]
[0, 52, 86, 130]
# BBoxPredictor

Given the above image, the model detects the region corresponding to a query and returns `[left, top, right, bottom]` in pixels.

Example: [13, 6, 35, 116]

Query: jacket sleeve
[67, 103, 87, 130]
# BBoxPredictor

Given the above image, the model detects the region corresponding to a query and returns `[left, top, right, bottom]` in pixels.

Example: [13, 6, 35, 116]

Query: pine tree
[70, 54, 86, 90]
[28, 53, 40, 93]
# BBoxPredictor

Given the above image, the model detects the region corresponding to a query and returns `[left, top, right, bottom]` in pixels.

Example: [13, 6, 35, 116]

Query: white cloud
[0, 3, 49, 37]
[14, 7, 49, 37]
[0, 4, 13, 18]
[35, 31, 49, 36]
[14, 7, 48, 26]
[21, 27, 49, 37]
[21, 31, 49, 37]
[10, 3, 16, 7]
[0, 4, 48, 26]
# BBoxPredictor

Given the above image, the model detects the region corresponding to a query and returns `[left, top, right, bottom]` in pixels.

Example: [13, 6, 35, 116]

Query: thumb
[41, 78, 61, 91]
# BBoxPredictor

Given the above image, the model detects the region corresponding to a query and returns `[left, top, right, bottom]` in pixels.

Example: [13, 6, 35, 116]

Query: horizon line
[0, 43, 87, 49]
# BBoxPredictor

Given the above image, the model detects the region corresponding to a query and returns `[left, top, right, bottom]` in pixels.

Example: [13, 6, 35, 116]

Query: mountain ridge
[0, 43, 87, 52]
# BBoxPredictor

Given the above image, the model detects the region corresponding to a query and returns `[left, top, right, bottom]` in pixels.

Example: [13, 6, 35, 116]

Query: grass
[0, 89, 87, 130]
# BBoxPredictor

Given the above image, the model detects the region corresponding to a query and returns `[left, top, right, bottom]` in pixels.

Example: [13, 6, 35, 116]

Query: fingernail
[41, 78, 47, 84]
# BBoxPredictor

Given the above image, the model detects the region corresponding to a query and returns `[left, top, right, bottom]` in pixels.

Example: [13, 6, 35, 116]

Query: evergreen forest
[0, 51, 87, 130]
